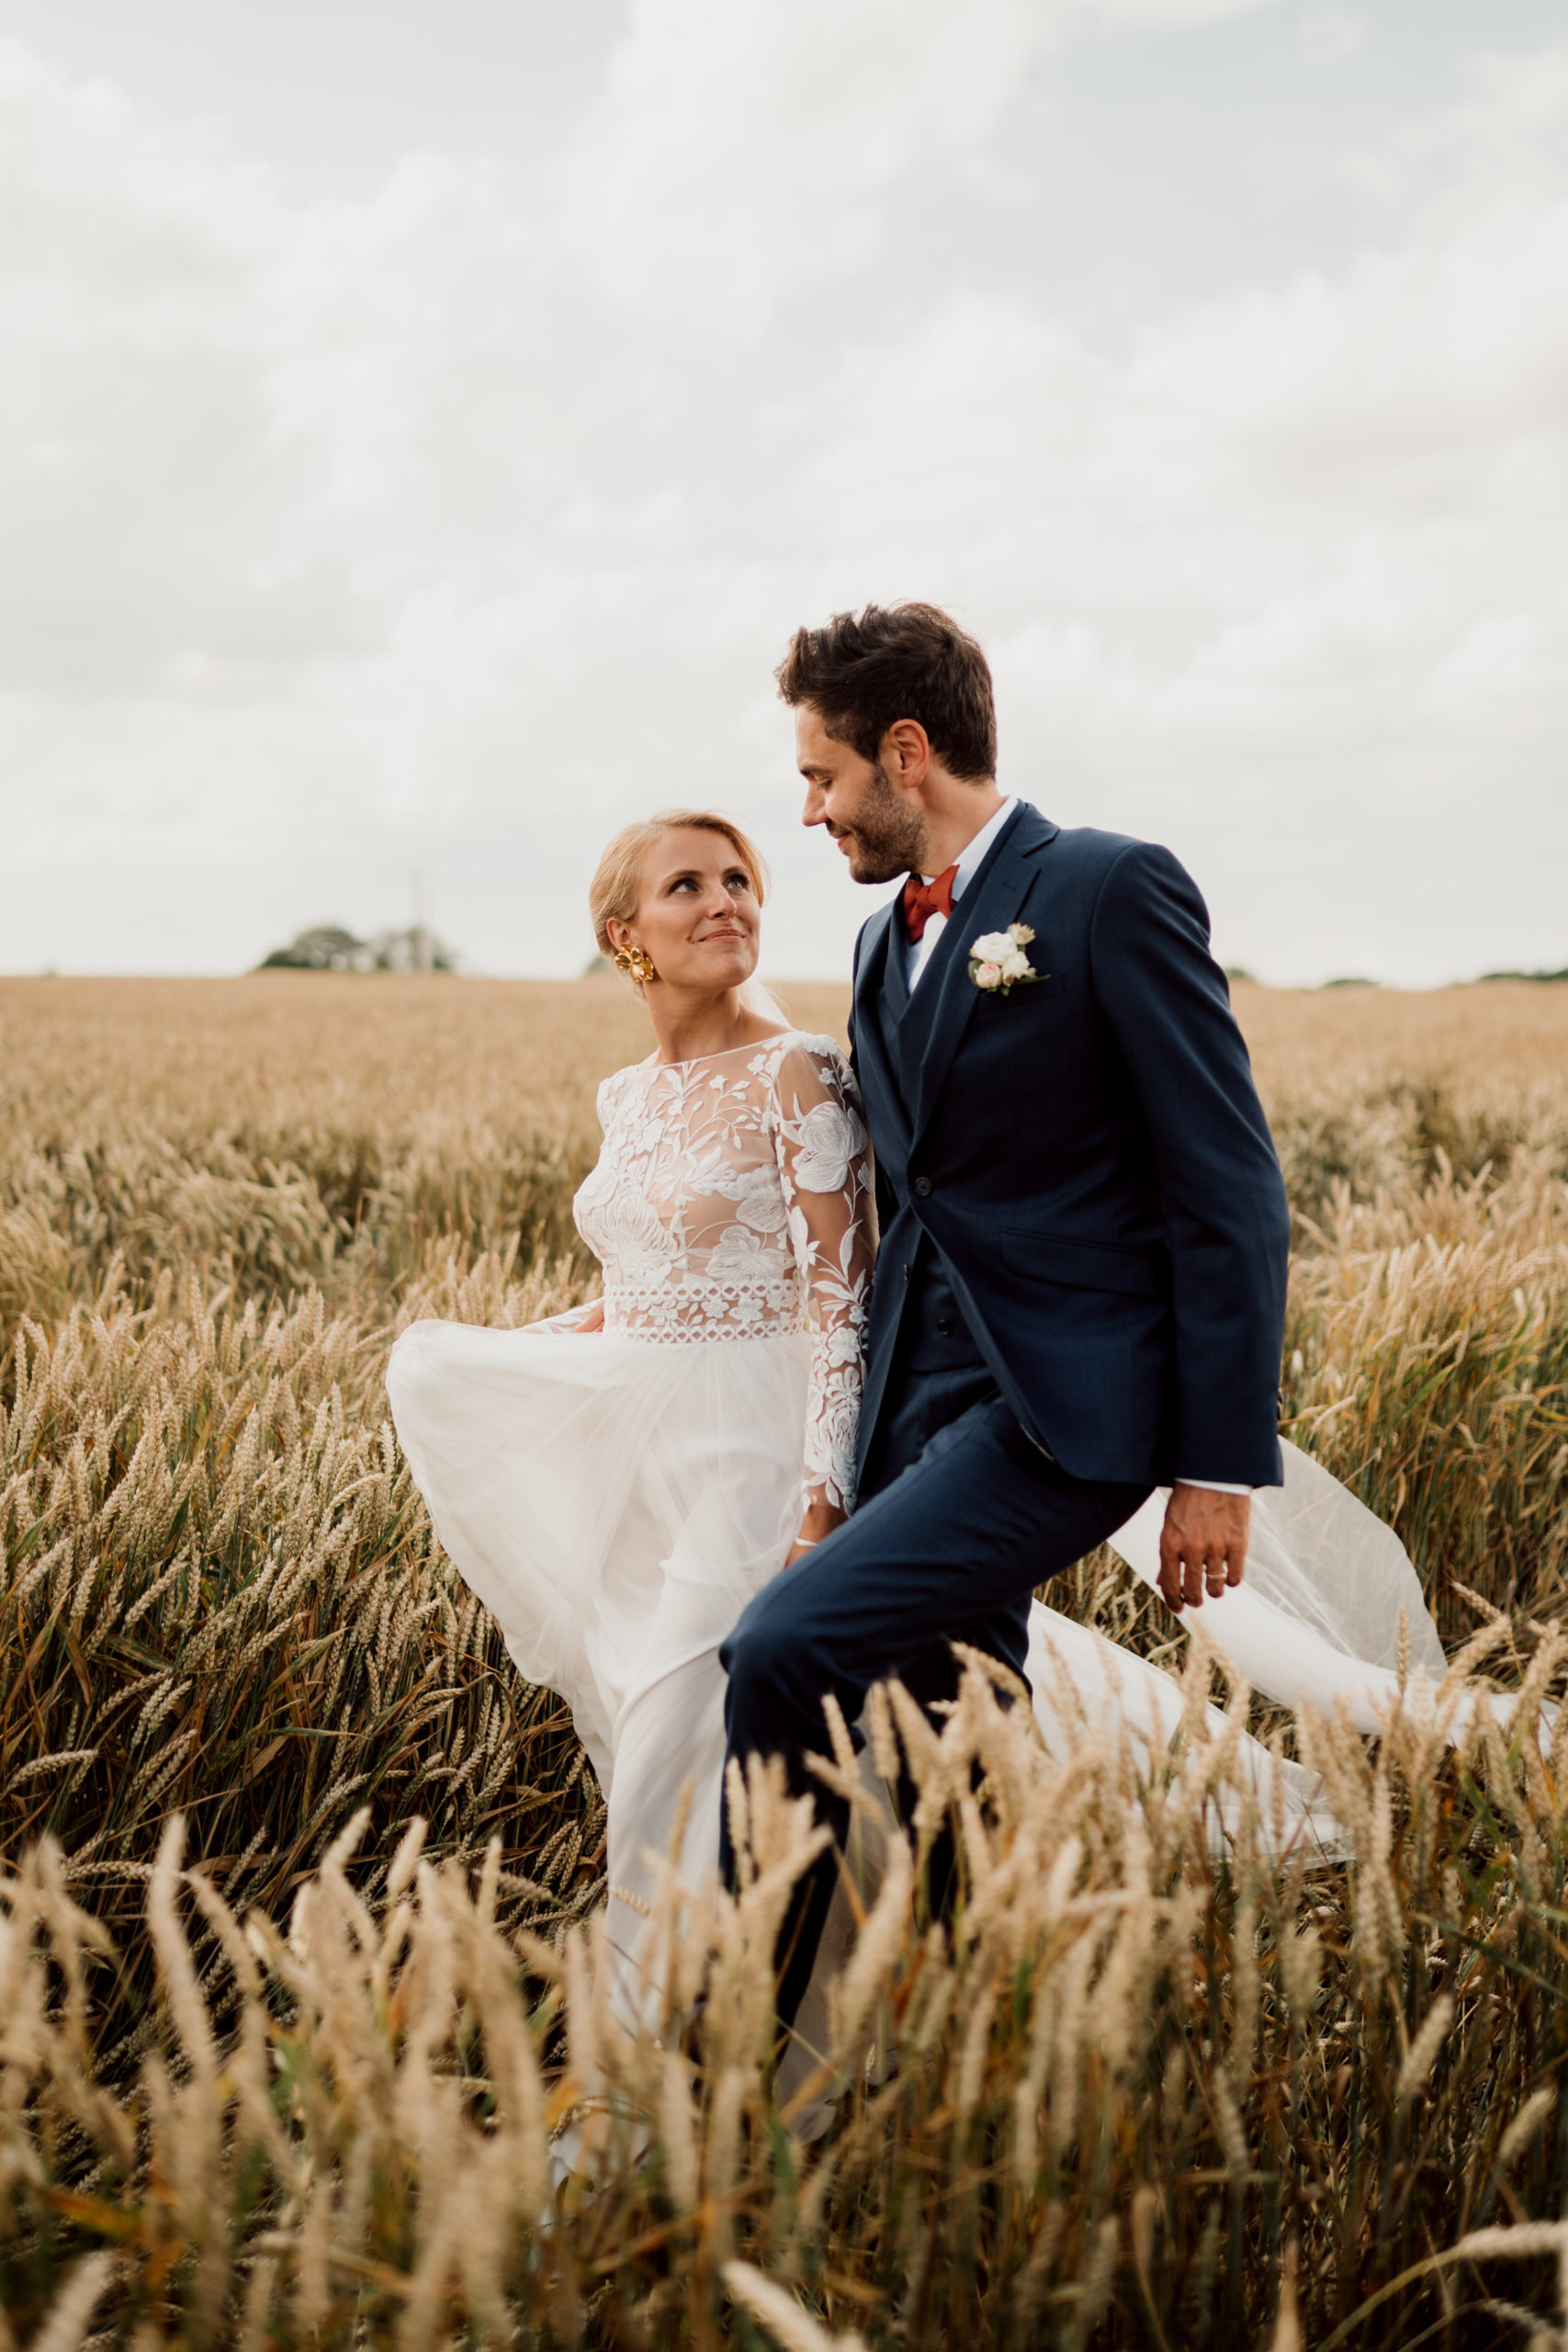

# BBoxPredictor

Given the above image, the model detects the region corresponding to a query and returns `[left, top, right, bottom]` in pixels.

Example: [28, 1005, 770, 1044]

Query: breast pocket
[978, 970, 1068, 1007]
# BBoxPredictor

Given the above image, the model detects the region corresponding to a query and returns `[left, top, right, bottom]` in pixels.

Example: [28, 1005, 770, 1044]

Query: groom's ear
[880, 719, 931, 794]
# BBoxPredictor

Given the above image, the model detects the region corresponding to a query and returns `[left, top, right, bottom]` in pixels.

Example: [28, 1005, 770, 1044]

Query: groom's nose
[802, 779, 827, 826]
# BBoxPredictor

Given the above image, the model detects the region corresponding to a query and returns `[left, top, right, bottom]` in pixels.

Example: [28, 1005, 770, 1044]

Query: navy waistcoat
[874, 907, 987, 1375]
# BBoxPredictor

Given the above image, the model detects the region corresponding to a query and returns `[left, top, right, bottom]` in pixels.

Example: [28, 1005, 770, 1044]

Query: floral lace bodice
[571, 1030, 874, 1510]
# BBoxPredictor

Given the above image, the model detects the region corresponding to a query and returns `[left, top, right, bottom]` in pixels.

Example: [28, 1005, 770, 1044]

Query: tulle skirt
[388, 1317, 813, 1979]
[388, 1315, 1456, 2026]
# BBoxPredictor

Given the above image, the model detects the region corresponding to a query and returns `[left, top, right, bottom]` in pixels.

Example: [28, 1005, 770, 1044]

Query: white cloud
[1084, 0, 1274, 21]
[0, 9, 1564, 984]
[1433, 611, 1545, 707]
[1298, 11, 1366, 68]
[559, 0, 1284, 342]
[765, 50, 1568, 974]
[559, 0, 1050, 340]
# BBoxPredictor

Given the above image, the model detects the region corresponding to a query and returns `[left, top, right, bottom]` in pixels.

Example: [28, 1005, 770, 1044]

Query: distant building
[365, 925, 458, 974]
[258, 923, 457, 973]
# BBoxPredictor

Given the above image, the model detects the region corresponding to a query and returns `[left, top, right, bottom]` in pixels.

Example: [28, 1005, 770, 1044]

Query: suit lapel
[882, 907, 909, 1020]
[850, 899, 910, 1154]
[908, 802, 1056, 1147]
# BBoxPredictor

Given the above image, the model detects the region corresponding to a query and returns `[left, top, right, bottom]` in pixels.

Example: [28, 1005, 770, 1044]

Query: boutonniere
[968, 922, 1043, 995]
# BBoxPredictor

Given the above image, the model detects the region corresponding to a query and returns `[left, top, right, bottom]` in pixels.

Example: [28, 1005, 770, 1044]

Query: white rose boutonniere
[968, 922, 1043, 995]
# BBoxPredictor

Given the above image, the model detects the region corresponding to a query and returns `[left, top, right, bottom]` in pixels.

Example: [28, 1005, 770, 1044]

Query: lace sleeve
[773, 1041, 875, 1513]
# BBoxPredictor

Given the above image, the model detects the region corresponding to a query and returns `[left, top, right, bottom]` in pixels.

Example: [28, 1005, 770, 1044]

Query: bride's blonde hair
[590, 810, 784, 1019]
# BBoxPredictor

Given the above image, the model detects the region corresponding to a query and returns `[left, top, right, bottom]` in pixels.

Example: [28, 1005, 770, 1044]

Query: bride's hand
[785, 1498, 847, 1567]
[576, 1299, 605, 1334]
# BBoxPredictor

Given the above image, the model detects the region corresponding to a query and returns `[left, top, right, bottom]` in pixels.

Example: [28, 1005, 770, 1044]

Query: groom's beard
[832, 763, 929, 886]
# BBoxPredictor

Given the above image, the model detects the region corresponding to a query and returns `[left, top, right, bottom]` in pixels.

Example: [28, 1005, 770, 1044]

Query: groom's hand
[1157, 1485, 1250, 1612]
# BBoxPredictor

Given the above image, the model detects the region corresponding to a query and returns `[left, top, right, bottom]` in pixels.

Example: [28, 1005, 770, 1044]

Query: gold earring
[613, 943, 657, 984]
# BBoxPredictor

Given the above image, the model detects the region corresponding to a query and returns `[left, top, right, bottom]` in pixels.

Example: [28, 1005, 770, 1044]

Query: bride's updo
[589, 808, 771, 959]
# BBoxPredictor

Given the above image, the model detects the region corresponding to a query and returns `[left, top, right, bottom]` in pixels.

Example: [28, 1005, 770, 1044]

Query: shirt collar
[921, 796, 1016, 902]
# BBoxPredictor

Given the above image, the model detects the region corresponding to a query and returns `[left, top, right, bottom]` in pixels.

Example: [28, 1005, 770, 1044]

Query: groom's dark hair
[775, 602, 997, 782]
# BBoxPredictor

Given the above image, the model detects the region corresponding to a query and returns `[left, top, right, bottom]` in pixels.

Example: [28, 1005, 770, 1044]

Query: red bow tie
[902, 864, 958, 943]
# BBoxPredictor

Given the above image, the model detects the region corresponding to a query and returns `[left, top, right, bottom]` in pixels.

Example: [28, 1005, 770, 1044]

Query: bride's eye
[726, 872, 750, 893]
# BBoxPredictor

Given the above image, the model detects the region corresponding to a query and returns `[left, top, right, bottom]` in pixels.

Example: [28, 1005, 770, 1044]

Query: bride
[388, 806, 1451, 2037]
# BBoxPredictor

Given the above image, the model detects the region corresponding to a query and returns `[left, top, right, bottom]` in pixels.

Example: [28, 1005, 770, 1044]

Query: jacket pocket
[979, 970, 1067, 1004]
[999, 1228, 1168, 1298]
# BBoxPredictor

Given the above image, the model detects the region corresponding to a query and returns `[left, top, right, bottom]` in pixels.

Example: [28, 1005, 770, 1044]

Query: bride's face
[615, 828, 761, 993]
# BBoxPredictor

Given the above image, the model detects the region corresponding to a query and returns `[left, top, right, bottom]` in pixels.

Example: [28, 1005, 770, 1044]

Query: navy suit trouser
[717, 1364, 1151, 2033]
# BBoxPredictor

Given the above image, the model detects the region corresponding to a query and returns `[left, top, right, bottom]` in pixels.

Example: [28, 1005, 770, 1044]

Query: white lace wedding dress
[388, 1025, 1455, 2041]
[388, 1030, 874, 2034]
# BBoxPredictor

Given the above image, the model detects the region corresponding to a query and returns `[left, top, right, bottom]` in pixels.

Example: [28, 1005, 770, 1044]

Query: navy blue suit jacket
[849, 800, 1291, 1491]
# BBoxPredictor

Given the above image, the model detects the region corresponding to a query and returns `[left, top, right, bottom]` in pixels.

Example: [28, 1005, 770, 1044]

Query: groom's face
[795, 706, 927, 885]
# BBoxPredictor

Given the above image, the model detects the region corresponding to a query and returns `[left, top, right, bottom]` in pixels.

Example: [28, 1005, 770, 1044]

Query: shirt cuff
[1178, 1478, 1253, 1496]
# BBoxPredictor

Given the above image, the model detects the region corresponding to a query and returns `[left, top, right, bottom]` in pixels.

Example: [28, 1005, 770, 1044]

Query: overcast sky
[2, 0, 1565, 985]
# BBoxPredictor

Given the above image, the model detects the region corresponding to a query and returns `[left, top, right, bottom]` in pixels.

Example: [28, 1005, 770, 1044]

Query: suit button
[913, 1176, 932, 1197]
[936, 1317, 952, 1336]
[903, 1262, 911, 1283]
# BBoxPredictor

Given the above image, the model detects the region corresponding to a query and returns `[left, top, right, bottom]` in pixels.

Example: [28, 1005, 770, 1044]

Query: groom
[719, 601, 1291, 2028]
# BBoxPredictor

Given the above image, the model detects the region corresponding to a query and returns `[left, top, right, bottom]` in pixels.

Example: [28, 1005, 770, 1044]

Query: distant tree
[1321, 976, 1380, 990]
[1478, 965, 1568, 983]
[257, 922, 458, 973]
[258, 924, 370, 972]
[582, 952, 612, 978]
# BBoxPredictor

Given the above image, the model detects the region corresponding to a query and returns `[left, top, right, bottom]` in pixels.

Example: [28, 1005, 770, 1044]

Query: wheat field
[4, 971, 1568, 2350]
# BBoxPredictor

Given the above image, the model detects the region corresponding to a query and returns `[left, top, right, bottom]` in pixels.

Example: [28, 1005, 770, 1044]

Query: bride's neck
[647, 985, 780, 1065]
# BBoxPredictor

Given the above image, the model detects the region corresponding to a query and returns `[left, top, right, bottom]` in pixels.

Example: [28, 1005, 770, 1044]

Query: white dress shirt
[905, 796, 1017, 992]
[903, 794, 1249, 1498]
